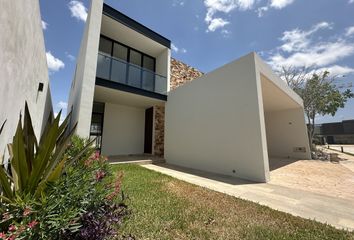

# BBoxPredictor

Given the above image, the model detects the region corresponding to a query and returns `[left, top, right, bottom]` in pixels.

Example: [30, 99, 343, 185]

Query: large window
[96, 35, 165, 94]
[99, 35, 156, 72]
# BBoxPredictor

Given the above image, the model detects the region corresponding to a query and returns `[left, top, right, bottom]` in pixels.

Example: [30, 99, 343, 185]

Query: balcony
[96, 53, 167, 95]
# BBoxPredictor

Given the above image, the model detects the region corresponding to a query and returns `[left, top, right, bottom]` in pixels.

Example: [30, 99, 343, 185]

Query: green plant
[65, 135, 95, 164]
[1, 137, 126, 239]
[0, 120, 6, 166]
[0, 102, 90, 202]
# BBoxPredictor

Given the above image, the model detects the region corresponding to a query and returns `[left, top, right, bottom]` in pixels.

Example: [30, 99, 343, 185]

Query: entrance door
[144, 107, 153, 154]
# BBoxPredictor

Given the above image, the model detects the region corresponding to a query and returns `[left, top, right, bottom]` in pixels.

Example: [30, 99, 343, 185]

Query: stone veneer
[153, 58, 203, 156]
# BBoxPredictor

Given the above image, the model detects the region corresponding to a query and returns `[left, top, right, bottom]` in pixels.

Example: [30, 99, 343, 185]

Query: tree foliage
[280, 68, 354, 149]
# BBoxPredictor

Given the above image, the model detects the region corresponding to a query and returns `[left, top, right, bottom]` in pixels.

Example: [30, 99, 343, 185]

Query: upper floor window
[99, 37, 112, 56]
[99, 36, 156, 73]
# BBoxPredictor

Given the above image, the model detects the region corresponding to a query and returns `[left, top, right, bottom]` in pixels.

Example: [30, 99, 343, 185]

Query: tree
[280, 68, 354, 150]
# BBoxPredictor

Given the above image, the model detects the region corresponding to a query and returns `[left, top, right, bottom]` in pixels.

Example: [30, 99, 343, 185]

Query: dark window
[99, 37, 112, 55]
[113, 43, 128, 61]
[129, 50, 142, 66]
[143, 56, 155, 71]
[92, 102, 105, 113]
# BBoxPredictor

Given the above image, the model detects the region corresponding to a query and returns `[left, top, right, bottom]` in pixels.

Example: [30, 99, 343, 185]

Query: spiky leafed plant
[0, 102, 92, 203]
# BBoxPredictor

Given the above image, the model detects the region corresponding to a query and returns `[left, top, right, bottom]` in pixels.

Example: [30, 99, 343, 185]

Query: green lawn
[113, 164, 354, 240]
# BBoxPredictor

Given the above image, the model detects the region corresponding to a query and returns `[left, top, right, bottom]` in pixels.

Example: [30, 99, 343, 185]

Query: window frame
[99, 35, 156, 73]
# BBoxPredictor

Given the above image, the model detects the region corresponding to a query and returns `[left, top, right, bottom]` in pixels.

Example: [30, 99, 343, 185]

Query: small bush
[0, 136, 128, 240]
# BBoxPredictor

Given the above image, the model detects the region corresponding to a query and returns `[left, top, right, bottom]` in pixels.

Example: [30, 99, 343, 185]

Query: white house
[69, 2, 311, 182]
[165, 53, 311, 182]
[0, 0, 53, 161]
[68, 0, 171, 156]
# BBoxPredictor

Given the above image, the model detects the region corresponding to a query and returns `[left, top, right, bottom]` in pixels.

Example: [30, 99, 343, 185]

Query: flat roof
[102, 3, 171, 48]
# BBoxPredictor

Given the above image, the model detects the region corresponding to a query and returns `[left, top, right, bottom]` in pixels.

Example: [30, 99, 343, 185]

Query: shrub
[0, 102, 128, 239]
[1, 136, 127, 239]
[0, 103, 90, 202]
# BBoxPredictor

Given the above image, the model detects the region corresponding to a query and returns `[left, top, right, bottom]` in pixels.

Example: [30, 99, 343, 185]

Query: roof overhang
[102, 3, 171, 49]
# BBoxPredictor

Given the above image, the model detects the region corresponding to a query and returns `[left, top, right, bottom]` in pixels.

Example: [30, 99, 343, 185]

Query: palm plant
[0, 102, 92, 203]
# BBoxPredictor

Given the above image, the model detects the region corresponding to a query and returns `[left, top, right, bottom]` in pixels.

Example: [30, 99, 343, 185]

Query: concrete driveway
[328, 145, 354, 155]
[269, 156, 354, 201]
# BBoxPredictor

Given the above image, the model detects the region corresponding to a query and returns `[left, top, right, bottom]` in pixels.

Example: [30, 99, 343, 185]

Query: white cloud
[257, 0, 295, 17]
[345, 26, 354, 36]
[312, 65, 354, 77]
[57, 101, 68, 109]
[46, 52, 65, 72]
[41, 20, 48, 30]
[171, 43, 187, 53]
[256, 6, 269, 17]
[266, 22, 354, 77]
[68, 1, 87, 22]
[65, 52, 76, 61]
[270, 0, 295, 9]
[207, 18, 230, 32]
[204, 0, 255, 32]
[279, 22, 332, 52]
[269, 41, 354, 70]
[349, 0, 354, 4]
[171, 43, 179, 52]
[172, 0, 185, 7]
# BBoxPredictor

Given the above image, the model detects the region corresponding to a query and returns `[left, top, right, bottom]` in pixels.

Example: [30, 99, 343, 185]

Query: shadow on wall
[154, 163, 260, 185]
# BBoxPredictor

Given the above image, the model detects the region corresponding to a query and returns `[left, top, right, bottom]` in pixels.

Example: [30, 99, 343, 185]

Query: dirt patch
[270, 158, 354, 200]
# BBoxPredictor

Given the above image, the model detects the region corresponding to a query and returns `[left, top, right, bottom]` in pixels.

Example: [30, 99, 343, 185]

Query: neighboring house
[0, 0, 52, 161]
[69, 2, 310, 182]
[315, 120, 354, 144]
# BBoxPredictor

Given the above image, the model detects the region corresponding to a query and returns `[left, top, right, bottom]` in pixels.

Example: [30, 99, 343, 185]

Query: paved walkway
[269, 157, 354, 201]
[321, 147, 354, 173]
[328, 145, 354, 155]
[143, 163, 354, 231]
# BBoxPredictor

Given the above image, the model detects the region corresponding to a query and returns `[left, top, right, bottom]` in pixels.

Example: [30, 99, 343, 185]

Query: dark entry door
[144, 107, 153, 154]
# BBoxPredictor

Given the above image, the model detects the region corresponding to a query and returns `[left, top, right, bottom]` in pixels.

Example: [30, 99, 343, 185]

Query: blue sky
[39, 0, 354, 123]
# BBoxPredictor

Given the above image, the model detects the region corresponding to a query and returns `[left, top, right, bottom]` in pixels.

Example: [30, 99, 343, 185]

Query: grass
[113, 164, 354, 240]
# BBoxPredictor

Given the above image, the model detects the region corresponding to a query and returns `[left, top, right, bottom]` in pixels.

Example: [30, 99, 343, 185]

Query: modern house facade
[69, 2, 311, 182]
[0, 0, 52, 161]
[68, 0, 171, 156]
[165, 53, 311, 182]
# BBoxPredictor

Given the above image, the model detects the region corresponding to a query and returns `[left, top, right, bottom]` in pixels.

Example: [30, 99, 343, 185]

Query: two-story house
[68, 1, 170, 157]
[69, 1, 311, 182]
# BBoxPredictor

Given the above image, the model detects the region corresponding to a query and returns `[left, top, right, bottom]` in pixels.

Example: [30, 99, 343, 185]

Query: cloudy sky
[40, 0, 354, 123]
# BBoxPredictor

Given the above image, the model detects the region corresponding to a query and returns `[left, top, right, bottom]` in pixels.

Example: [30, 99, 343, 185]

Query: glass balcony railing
[96, 53, 167, 95]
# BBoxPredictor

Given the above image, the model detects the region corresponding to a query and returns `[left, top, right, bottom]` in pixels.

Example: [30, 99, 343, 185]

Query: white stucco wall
[68, 0, 103, 137]
[264, 108, 311, 159]
[0, 0, 52, 159]
[156, 48, 171, 93]
[101, 103, 145, 156]
[165, 53, 270, 182]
